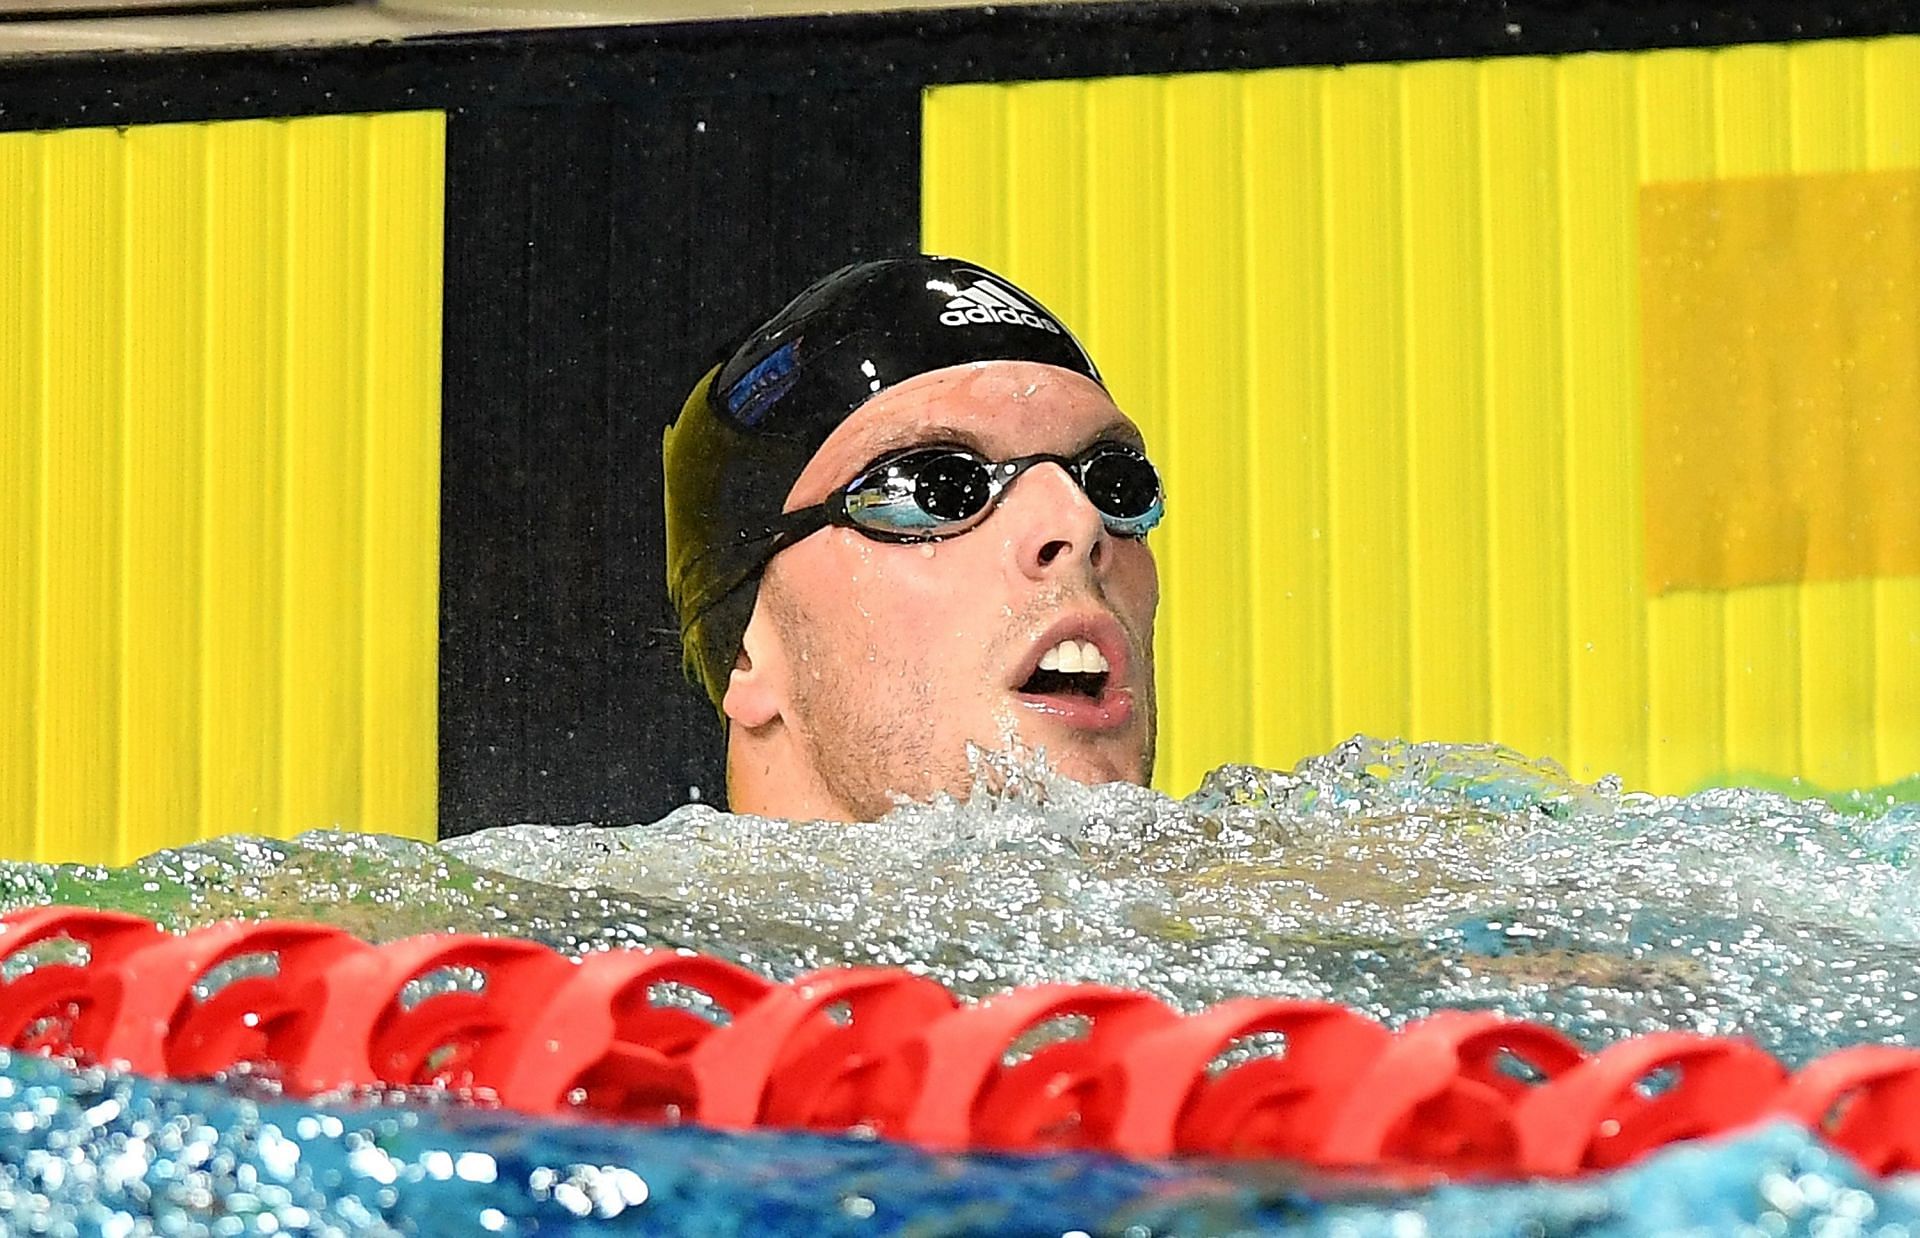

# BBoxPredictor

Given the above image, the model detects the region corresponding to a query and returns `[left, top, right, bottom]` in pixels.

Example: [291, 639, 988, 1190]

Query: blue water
[2, 1049, 1917, 1235]
[4, 737, 1920, 1234]
[4, 1047, 1919, 1236]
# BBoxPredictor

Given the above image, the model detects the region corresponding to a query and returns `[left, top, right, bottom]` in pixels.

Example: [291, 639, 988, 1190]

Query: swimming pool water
[3, 737, 1918, 1234]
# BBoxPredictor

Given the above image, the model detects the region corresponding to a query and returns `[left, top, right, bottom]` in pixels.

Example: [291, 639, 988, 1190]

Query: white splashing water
[436, 737, 1920, 1063]
[6, 736, 1917, 1066]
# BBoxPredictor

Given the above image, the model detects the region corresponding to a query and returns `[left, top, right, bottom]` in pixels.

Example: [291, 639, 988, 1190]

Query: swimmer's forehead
[787, 361, 1144, 507]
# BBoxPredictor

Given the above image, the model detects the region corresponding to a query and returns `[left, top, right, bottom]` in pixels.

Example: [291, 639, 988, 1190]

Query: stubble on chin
[766, 587, 966, 820]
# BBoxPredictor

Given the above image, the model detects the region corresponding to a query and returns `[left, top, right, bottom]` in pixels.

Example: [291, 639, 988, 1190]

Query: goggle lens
[1080, 446, 1163, 534]
[840, 444, 1163, 541]
[916, 453, 994, 522]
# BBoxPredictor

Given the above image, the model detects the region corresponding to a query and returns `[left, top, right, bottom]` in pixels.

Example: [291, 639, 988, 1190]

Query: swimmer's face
[728, 360, 1159, 820]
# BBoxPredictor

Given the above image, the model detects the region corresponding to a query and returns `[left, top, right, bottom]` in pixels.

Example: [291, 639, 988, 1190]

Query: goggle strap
[679, 506, 837, 630]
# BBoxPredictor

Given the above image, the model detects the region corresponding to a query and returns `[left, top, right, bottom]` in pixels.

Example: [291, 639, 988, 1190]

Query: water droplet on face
[920, 544, 936, 560]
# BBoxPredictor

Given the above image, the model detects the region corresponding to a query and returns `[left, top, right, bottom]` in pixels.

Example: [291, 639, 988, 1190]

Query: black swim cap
[663, 256, 1104, 714]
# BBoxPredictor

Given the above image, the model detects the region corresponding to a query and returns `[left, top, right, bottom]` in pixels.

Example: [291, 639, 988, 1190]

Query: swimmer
[663, 256, 1162, 821]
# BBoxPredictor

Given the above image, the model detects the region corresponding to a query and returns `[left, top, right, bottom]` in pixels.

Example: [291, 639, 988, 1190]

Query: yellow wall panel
[926, 34, 1920, 796]
[284, 118, 370, 835]
[362, 116, 445, 838]
[1642, 171, 1920, 593]
[0, 141, 41, 840]
[1161, 74, 1252, 785]
[1004, 85, 1088, 314]
[0, 112, 444, 863]
[1881, 579, 1920, 778]
[1240, 69, 1331, 769]
[203, 118, 288, 843]
[40, 129, 126, 860]
[1793, 40, 1866, 168]
[1321, 66, 1411, 744]
[1706, 49, 1802, 785]
[923, 86, 1008, 266]
[1559, 53, 1646, 790]
[1636, 51, 1727, 791]
[1402, 61, 1489, 750]
[122, 124, 208, 857]
[1482, 60, 1569, 764]
[1866, 44, 1920, 783]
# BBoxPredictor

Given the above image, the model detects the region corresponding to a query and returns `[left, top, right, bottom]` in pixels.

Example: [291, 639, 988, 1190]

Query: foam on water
[3, 736, 1919, 1233]
[446, 736, 1920, 1062]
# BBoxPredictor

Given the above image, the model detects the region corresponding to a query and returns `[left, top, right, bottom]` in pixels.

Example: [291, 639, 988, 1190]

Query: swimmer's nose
[1004, 461, 1109, 580]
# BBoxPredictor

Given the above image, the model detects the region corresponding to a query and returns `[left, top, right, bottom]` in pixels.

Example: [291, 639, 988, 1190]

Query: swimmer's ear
[721, 605, 782, 730]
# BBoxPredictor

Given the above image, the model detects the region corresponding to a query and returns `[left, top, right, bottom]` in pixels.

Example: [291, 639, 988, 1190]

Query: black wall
[439, 91, 919, 831]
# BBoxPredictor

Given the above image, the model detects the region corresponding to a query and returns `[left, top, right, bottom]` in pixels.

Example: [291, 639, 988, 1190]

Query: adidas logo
[938, 276, 1063, 333]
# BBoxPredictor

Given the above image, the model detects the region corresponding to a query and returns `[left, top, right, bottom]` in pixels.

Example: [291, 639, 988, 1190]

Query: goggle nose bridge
[972, 453, 1087, 512]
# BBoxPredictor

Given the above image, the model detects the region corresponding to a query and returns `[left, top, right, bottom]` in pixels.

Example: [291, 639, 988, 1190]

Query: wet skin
[722, 360, 1160, 822]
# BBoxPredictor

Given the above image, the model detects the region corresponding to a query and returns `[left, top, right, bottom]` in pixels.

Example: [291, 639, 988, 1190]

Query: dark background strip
[5, 0, 1920, 130]
[439, 89, 919, 833]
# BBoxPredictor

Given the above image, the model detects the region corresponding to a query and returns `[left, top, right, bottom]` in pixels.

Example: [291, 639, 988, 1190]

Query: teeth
[1036, 638, 1110, 675]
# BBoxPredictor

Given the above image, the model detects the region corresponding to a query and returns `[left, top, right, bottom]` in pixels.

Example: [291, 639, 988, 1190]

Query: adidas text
[940, 304, 1062, 332]
[939, 278, 1064, 333]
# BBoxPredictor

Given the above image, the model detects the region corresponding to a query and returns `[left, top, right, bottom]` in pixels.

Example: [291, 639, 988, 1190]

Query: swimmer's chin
[977, 736, 1146, 790]
[1046, 751, 1147, 789]
[862, 740, 1147, 815]
[1011, 729, 1150, 789]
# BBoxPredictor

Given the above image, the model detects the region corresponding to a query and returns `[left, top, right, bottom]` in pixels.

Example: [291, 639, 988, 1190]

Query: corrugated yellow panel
[362, 115, 444, 837]
[1636, 50, 1728, 791]
[1401, 61, 1490, 749]
[1482, 59, 1569, 763]
[1881, 575, 1920, 781]
[1712, 48, 1803, 782]
[1866, 40, 1920, 780]
[1641, 41, 1912, 793]
[202, 119, 288, 844]
[0, 112, 443, 863]
[926, 35, 1920, 796]
[1081, 75, 1168, 380]
[1166, 73, 1254, 780]
[39, 129, 126, 861]
[0, 139, 41, 849]
[1004, 83, 1090, 317]
[1643, 168, 1920, 785]
[1793, 39, 1867, 169]
[1559, 53, 1646, 788]
[284, 117, 369, 835]
[1321, 65, 1412, 747]
[922, 84, 1009, 266]
[1241, 69, 1331, 768]
[122, 124, 208, 857]
[1791, 43, 1878, 791]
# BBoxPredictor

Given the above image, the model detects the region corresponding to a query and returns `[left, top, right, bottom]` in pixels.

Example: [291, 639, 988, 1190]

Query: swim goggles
[753, 441, 1165, 551]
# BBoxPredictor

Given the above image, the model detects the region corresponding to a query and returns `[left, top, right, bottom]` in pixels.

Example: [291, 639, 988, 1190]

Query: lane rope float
[2, 906, 1915, 1178]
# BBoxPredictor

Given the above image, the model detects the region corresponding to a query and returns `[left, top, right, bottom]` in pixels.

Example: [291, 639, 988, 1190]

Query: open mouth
[1016, 637, 1113, 701]
[1018, 666, 1111, 699]
[1009, 625, 1133, 731]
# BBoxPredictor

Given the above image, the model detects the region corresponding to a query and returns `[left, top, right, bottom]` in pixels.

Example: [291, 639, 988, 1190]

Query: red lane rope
[2, 907, 1914, 1178]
